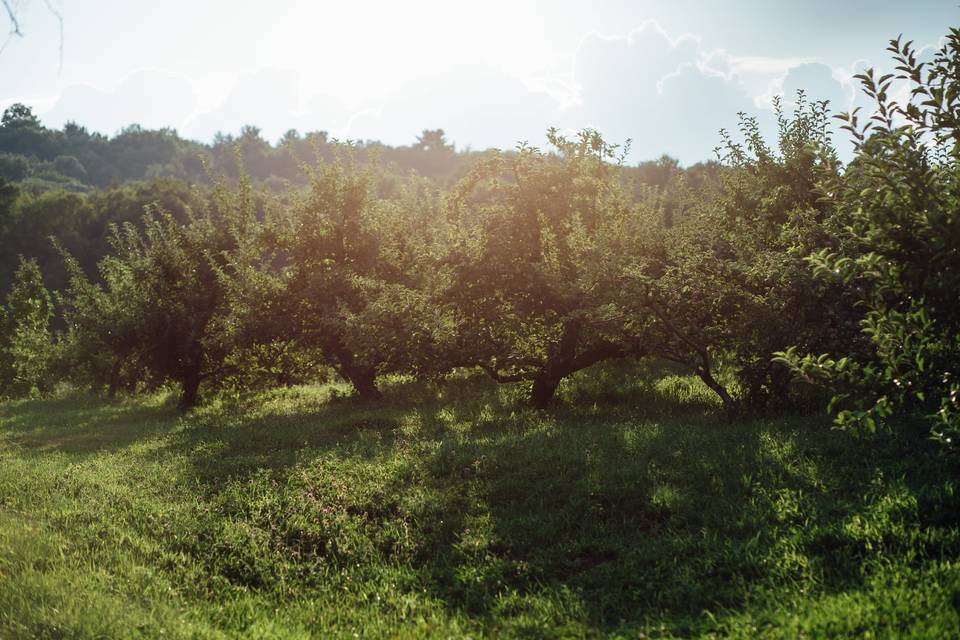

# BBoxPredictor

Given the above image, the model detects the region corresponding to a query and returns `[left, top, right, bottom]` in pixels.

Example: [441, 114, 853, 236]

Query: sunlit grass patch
[0, 373, 957, 638]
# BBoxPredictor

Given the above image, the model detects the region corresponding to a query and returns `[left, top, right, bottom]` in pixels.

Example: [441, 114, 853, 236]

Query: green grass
[0, 367, 958, 638]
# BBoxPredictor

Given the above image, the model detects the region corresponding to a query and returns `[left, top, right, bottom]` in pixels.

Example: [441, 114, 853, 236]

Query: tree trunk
[332, 345, 381, 400]
[527, 318, 583, 408]
[525, 318, 628, 409]
[530, 373, 561, 409]
[178, 371, 201, 411]
[107, 360, 121, 399]
[695, 356, 737, 414]
[346, 366, 381, 400]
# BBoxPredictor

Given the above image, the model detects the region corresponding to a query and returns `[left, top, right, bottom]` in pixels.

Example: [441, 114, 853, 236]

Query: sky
[1, 0, 957, 164]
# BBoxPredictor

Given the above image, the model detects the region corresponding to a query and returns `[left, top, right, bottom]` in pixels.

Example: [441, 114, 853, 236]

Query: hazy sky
[1, 0, 957, 163]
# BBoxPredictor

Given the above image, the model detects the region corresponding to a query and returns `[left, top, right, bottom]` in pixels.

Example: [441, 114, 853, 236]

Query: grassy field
[0, 367, 958, 638]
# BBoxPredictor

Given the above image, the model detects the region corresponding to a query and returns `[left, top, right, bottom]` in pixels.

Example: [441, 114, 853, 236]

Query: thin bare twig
[1, 0, 22, 35]
[0, 0, 23, 56]
[40, 0, 62, 72]
[1, 0, 64, 72]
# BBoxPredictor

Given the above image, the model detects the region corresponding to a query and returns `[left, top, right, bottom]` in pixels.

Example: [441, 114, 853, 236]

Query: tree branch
[476, 362, 530, 383]
[0, 0, 22, 57]
[566, 340, 626, 374]
[1, 0, 63, 70]
[41, 0, 63, 72]
[2, 0, 21, 36]
[647, 297, 708, 358]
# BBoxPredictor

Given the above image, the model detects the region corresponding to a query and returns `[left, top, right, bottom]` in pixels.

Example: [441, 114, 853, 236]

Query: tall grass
[0, 367, 957, 638]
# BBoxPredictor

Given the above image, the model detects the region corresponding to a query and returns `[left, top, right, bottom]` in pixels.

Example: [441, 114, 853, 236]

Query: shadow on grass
[2, 369, 956, 636]
[0, 391, 179, 455]
[163, 364, 721, 488]
[399, 408, 958, 635]
[151, 371, 910, 633]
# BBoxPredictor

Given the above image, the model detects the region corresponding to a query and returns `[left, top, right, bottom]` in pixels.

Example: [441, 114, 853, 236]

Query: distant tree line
[1, 29, 957, 449]
[0, 102, 707, 305]
[0, 103, 484, 191]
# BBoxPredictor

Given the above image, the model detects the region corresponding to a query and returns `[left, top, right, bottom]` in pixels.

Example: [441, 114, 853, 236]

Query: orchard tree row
[1, 31, 958, 447]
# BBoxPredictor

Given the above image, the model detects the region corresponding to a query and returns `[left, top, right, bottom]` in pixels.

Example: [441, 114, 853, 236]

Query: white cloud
[571, 20, 701, 106]
[717, 54, 813, 77]
[15, 13, 928, 165]
[182, 68, 354, 143]
[345, 65, 559, 151]
[41, 70, 198, 134]
[778, 63, 851, 111]
[560, 20, 767, 163]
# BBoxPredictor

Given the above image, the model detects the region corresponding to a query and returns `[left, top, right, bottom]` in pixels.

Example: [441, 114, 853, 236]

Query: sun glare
[261, 0, 551, 100]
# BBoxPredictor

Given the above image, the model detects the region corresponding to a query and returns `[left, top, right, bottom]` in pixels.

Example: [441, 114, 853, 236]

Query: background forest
[0, 24, 959, 640]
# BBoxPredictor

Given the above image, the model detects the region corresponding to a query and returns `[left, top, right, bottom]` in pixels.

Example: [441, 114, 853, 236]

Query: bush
[777, 33, 960, 446]
[0, 257, 55, 397]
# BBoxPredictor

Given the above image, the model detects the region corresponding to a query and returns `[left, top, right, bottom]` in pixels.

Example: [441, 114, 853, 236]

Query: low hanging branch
[476, 362, 530, 384]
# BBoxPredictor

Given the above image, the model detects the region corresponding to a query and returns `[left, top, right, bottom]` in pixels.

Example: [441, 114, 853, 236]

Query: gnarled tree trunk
[177, 369, 202, 411]
[527, 318, 628, 408]
[530, 373, 563, 409]
[693, 351, 738, 416]
[333, 344, 381, 400]
[476, 319, 629, 409]
[344, 365, 381, 400]
[107, 360, 122, 399]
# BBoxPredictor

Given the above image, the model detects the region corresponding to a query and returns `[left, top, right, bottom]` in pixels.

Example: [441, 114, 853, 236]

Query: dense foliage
[0, 104, 475, 192]
[777, 31, 960, 445]
[444, 130, 647, 407]
[60, 169, 266, 409]
[0, 26, 957, 447]
[0, 257, 54, 397]
[621, 96, 860, 414]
